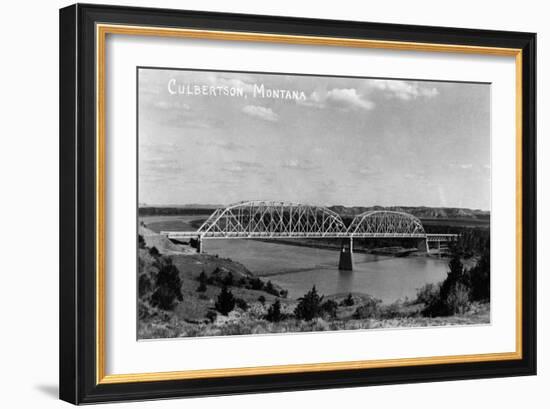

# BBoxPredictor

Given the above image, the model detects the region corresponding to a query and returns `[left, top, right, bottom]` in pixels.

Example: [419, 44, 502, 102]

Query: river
[204, 239, 448, 303]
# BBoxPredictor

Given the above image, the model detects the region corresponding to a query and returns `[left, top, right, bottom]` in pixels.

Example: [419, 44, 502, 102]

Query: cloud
[198, 139, 245, 151]
[368, 80, 439, 100]
[242, 105, 279, 122]
[216, 141, 244, 151]
[282, 159, 318, 170]
[449, 163, 474, 170]
[206, 74, 256, 93]
[166, 117, 217, 129]
[301, 88, 374, 111]
[152, 100, 190, 110]
[325, 88, 375, 110]
[140, 158, 187, 175]
[223, 160, 263, 174]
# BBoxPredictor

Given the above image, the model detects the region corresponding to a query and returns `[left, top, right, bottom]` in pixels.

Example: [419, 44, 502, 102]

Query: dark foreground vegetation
[137, 225, 490, 339]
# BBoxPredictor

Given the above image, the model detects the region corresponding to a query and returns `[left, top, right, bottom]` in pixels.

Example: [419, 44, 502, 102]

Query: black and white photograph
[137, 67, 491, 339]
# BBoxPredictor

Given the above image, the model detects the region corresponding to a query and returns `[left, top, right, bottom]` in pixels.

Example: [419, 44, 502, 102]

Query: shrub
[321, 299, 338, 319]
[445, 282, 471, 314]
[258, 295, 266, 304]
[138, 234, 146, 249]
[248, 277, 264, 291]
[341, 293, 355, 307]
[419, 252, 473, 317]
[138, 274, 152, 297]
[196, 271, 208, 292]
[465, 242, 490, 302]
[353, 298, 381, 319]
[264, 280, 279, 296]
[206, 310, 217, 323]
[416, 283, 441, 307]
[215, 286, 236, 315]
[265, 299, 283, 322]
[294, 286, 324, 321]
[222, 272, 234, 287]
[379, 301, 406, 319]
[148, 246, 160, 257]
[151, 257, 183, 310]
[235, 298, 249, 311]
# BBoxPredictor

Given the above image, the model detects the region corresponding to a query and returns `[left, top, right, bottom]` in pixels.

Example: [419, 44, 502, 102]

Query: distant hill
[139, 204, 489, 221]
[328, 205, 490, 220]
[139, 206, 218, 216]
[140, 203, 222, 209]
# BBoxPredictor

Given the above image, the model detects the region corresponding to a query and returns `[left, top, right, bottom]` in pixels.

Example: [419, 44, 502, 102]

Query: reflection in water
[336, 270, 354, 295]
[204, 239, 448, 303]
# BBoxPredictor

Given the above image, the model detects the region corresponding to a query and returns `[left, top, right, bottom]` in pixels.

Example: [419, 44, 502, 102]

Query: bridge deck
[161, 231, 457, 241]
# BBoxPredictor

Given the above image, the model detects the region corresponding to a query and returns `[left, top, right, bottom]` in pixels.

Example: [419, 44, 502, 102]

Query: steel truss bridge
[161, 201, 457, 269]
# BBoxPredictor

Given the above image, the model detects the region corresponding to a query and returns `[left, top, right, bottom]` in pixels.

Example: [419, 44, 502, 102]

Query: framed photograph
[59, 3, 536, 404]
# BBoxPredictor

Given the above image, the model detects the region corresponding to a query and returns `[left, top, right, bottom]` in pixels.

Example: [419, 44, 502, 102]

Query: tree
[151, 257, 183, 310]
[266, 299, 282, 322]
[264, 280, 279, 296]
[148, 246, 160, 257]
[439, 251, 469, 306]
[215, 286, 236, 315]
[235, 298, 249, 311]
[466, 241, 490, 301]
[294, 286, 324, 321]
[248, 277, 264, 291]
[196, 271, 207, 292]
[206, 310, 217, 323]
[341, 293, 354, 307]
[138, 234, 146, 249]
[321, 299, 338, 319]
[421, 248, 471, 317]
[353, 298, 381, 319]
[258, 295, 266, 305]
[445, 282, 470, 314]
[222, 271, 234, 287]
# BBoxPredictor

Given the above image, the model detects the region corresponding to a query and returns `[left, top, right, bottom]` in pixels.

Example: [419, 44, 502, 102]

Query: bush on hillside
[294, 286, 324, 321]
[151, 257, 183, 310]
[215, 286, 236, 315]
[353, 298, 382, 319]
[265, 299, 283, 322]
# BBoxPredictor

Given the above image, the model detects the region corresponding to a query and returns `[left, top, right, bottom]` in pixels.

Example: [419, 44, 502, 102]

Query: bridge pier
[197, 235, 203, 253]
[190, 235, 203, 253]
[339, 237, 354, 271]
[417, 238, 430, 254]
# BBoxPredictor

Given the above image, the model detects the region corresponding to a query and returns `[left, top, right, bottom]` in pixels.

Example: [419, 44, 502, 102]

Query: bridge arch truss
[347, 210, 426, 238]
[197, 200, 348, 238]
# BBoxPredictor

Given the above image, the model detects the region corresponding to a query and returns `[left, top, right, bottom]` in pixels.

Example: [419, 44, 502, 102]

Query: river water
[204, 239, 448, 303]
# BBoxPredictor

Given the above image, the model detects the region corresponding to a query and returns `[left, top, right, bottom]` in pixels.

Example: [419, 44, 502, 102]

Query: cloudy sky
[138, 68, 490, 210]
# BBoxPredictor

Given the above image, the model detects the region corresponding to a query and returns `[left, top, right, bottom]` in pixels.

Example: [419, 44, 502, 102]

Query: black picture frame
[60, 3, 536, 404]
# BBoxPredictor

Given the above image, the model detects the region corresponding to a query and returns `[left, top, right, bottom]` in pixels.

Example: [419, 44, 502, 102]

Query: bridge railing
[161, 230, 458, 240]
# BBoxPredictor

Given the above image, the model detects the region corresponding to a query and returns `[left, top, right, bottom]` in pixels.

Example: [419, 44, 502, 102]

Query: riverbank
[249, 237, 426, 257]
[138, 243, 489, 339]
[137, 221, 489, 339]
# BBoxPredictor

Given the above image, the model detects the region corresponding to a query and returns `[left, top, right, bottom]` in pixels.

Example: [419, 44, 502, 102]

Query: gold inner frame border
[95, 23, 523, 385]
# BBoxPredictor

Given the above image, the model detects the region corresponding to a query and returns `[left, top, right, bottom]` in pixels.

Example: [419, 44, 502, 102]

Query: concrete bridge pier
[339, 237, 354, 271]
[417, 237, 430, 254]
[191, 235, 203, 253]
[198, 235, 203, 253]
